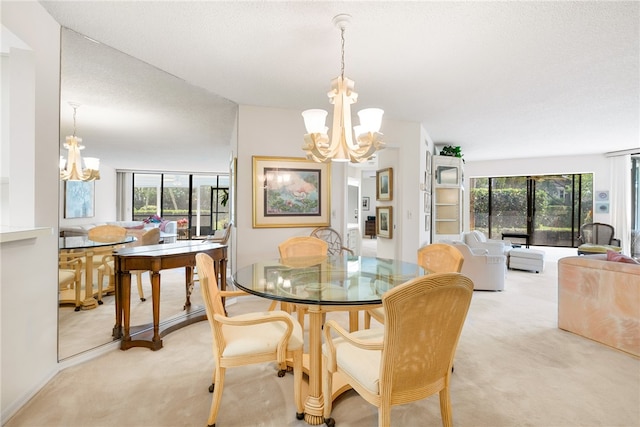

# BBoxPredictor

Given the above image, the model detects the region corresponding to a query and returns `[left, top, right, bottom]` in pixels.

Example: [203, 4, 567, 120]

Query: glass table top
[59, 235, 136, 250]
[232, 255, 424, 306]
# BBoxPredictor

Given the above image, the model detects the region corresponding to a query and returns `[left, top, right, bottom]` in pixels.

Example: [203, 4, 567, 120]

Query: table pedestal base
[81, 297, 98, 310]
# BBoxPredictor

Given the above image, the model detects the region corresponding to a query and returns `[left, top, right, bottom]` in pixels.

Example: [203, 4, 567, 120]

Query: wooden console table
[112, 241, 227, 350]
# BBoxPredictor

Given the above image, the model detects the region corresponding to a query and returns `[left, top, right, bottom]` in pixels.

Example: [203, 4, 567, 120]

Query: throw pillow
[606, 250, 640, 265]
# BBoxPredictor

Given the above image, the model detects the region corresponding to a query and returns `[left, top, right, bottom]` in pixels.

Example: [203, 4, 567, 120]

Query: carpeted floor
[7, 247, 640, 427]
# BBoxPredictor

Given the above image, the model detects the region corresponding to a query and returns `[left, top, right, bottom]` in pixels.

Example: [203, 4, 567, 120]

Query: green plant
[439, 145, 464, 162]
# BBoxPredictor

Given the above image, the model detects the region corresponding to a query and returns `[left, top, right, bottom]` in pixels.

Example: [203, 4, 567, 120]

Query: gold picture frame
[376, 167, 393, 201]
[376, 206, 393, 239]
[252, 156, 331, 228]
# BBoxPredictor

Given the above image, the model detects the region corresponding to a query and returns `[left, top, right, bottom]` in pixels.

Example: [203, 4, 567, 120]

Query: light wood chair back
[134, 227, 161, 246]
[88, 225, 127, 242]
[417, 243, 465, 274]
[323, 273, 474, 427]
[276, 236, 329, 327]
[365, 243, 465, 328]
[195, 253, 304, 426]
[278, 236, 328, 259]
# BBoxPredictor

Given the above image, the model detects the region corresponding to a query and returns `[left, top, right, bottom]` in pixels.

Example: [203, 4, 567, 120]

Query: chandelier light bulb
[302, 109, 328, 133]
[358, 108, 384, 133]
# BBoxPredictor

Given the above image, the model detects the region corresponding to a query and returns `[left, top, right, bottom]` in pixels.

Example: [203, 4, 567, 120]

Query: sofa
[445, 241, 506, 291]
[60, 220, 177, 243]
[463, 230, 512, 256]
[558, 254, 640, 357]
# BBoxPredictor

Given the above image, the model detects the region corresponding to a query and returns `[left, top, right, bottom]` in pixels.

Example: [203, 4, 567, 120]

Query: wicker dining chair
[364, 243, 465, 328]
[195, 253, 304, 427]
[275, 236, 329, 329]
[278, 236, 329, 259]
[58, 252, 84, 311]
[323, 272, 474, 427]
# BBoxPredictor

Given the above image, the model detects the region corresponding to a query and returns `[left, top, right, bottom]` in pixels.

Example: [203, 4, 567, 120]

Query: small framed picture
[424, 192, 431, 214]
[596, 191, 609, 202]
[595, 202, 610, 214]
[376, 206, 393, 239]
[362, 196, 370, 211]
[376, 168, 393, 201]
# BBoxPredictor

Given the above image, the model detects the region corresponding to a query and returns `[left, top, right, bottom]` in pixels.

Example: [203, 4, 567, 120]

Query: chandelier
[60, 103, 100, 181]
[302, 14, 385, 163]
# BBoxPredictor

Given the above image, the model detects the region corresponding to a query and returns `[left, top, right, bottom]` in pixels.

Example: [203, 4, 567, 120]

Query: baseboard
[1, 365, 58, 425]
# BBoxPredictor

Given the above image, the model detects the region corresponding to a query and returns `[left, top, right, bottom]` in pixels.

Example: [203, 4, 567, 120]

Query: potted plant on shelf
[439, 145, 464, 163]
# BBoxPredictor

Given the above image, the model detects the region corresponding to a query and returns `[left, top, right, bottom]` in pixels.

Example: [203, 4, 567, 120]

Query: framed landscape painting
[252, 156, 330, 228]
[64, 180, 95, 218]
[376, 206, 393, 239]
[376, 167, 393, 201]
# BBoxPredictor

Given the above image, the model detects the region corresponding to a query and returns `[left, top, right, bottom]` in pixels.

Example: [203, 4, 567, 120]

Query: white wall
[236, 106, 426, 266]
[236, 105, 348, 268]
[1, 1, 60, 421]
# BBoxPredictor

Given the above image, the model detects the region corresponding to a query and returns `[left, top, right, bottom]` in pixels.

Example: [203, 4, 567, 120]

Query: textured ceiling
[41, 1, 639, 171]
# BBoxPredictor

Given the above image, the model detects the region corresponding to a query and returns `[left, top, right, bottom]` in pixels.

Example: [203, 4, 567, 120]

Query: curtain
[116, 172, 132, 221]
[609, 154, 631, 255]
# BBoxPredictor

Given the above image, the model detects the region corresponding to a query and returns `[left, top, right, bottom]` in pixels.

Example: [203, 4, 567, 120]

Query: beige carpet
[7, 248, 640, 427]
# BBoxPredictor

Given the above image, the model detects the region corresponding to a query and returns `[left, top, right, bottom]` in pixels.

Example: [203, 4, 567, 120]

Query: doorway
[469, 174, 593, 247]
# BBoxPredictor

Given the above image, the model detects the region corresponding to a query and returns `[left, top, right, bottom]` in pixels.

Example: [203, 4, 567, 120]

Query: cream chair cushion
[323, 328, 383, 393]
[222, 311, 303, 357]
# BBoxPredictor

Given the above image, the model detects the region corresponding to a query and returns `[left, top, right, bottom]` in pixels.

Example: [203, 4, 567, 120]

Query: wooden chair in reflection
[364, 243, 465, 328]
[58, 252, 84, 311]
[196, 222, 233, 245]
[323, 273, 474, 427]
[97, 227, 160, 304]
[196, 252, 304, 427]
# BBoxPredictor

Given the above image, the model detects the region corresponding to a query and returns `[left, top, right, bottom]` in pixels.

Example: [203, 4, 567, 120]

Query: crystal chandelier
[302, 14, 385, 163]
[60, 103, 100, 181]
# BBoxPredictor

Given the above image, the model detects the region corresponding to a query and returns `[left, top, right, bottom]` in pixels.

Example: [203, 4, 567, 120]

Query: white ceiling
[41, 1, 639, 170]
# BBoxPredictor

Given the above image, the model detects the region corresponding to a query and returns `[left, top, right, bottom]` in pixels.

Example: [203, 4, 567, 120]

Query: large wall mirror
[58, 28, 238, 361]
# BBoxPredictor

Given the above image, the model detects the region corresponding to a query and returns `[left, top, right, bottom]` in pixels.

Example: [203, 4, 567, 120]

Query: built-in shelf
[0, 226, 52, 243]
[432, 155, 463, 241]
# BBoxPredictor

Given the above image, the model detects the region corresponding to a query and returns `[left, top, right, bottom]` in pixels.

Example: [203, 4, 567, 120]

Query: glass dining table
[59, 235, 136, 310]
[232, 255, 423, 425]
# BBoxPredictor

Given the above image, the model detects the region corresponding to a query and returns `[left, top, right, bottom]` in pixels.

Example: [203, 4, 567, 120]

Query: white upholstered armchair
[463, 230, 512, 256]
[448, 241, 506, 291]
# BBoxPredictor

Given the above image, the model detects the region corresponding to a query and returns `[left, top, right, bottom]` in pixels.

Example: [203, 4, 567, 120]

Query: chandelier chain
[72, 105, 78, 137]
[340, 26, 345, 80]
